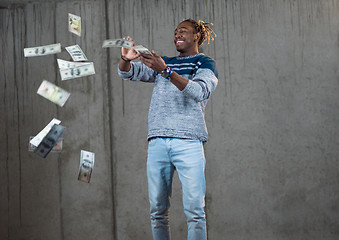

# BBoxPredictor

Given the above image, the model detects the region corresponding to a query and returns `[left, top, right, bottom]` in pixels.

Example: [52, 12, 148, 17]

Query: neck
[179, 45, 199, 57]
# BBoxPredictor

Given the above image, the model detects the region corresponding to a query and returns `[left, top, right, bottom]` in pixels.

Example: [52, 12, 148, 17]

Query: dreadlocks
[182, 18, 216, 46]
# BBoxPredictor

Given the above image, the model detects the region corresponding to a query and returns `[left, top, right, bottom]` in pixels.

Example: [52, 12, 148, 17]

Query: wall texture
[0, 0, 338, 239]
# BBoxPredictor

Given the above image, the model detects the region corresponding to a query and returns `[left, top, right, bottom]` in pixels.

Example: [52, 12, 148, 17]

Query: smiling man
[118, 19, 218, 240]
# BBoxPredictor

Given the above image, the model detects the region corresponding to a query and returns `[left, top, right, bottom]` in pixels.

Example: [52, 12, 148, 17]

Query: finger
[140, 53, 153, 59]
[139, 56, 148, 63]
[140, 59, 151, 68]
[151, 50, 158, 57]
[140, 56, 152, 65]
[126, 52, 139, 61]
[126, 36, 136, 46]
[133, 49, 141, 56]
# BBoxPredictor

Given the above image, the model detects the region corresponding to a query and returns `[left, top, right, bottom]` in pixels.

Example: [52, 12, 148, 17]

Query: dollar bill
[34, 124, 66, 158]
[59, 62, 95, 80]
[28, 136, 63, 152]
[57, 59, 88, 69]
[30, 118, 61, 147]
[37, 80, 70, 107]
[133, 45, 153, 55]
[78, 150, 95, 183]
[65, 44, 88, 61]
[68, 13, 81, 36]
[24, 43, 61, 57]
[102, 39, 133, 48]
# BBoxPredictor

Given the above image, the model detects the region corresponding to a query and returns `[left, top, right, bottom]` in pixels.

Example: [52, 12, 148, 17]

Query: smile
[176, 40, 184, 45]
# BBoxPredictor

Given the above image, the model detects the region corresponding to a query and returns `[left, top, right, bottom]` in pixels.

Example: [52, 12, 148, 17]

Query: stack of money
[102, 39, 133, 48]
[25, 13, 100, 182]
[78, 150, 95, 183]
[28, 136, 63, 152]
[102, 39, 153, 55]
[37, 80, 70, 107]
[133, 45, 153, 55]
[30, 118, 65, 158]
[68, 13, 81, 36]
[65, 45, 88, 61]
[57, 45, 95, 80]
[34, 124, 66, 158]
[57, 59, 87, 69]
[24, 43, 61, 57]
[30, 118, 62, 147]
[58, 61, 96, 81]
[24, 12, 158, 180]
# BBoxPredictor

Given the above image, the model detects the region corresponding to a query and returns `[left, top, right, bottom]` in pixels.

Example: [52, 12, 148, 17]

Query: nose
[174, 32, 182, 40]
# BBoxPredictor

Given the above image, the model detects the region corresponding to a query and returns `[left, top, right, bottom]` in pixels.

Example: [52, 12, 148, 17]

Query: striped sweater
[118, 53, 218, 142]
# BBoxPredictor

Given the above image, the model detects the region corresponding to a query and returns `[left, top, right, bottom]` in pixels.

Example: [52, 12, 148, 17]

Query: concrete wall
[0, 0, 338, 239]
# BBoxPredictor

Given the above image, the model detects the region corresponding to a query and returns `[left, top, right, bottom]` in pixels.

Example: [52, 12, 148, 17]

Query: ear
[194, 32, 201, 42]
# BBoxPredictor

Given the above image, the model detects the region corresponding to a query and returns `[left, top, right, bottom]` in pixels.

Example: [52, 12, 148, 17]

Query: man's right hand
[121, 36, 140, 61]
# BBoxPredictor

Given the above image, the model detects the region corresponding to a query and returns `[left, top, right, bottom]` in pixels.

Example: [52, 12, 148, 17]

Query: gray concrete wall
[0, 0, 338, 239]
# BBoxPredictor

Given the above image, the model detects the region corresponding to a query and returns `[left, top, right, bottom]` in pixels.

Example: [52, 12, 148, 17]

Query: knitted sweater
[118, 53, 218, 142]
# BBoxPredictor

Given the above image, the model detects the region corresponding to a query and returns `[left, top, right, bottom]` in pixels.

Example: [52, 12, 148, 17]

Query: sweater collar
[176, 53, 204, 60]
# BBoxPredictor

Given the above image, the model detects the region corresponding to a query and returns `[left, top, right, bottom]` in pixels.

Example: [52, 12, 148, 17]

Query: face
[174, 21, 200, 54]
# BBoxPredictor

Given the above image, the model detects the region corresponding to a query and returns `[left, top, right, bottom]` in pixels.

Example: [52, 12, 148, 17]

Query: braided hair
[182, 18, 216, 46]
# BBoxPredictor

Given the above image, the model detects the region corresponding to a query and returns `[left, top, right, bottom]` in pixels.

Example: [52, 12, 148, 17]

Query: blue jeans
[147, 137, 207, 240]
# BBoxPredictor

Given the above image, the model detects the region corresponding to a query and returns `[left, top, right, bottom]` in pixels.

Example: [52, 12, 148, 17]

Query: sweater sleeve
[118, 62, 156, 83]
[181, 58, 218, 102]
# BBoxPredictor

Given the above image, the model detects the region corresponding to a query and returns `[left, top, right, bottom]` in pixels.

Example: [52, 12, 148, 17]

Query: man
[118, 19, 218, 240]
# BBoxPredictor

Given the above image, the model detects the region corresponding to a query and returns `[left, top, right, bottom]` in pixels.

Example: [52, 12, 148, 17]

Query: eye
[175, 29, 185, 35]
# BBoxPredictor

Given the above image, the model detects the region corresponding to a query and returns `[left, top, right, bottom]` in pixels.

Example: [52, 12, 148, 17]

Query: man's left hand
[139, 51, 167, 72]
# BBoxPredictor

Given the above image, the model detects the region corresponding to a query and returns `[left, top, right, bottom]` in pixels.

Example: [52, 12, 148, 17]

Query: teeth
[177, 41, 184, 43]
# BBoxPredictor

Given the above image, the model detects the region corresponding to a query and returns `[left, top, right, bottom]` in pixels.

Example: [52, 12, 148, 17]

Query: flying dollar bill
[28, 136, 63, 152]
[133, 45, 153, 55]
[57, 59, 88, 69]
[68, 13, 81, 36]
[65, 44, 88, 61]
[59, 62, 95, 80]
[30, 118, 61, 147]
[34, 124, 66, 158]
[24, 43, 61, 57]
[102, 39, 133, 48]
[37, 80, 70, 107]
[78, 150, 95, 183]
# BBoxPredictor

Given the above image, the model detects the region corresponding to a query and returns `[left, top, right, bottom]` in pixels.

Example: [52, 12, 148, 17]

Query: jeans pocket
[148, 137, 158, 147]
[177, 138, 202, 146]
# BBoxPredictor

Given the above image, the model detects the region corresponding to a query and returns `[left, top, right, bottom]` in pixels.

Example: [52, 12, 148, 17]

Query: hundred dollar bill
[133, 45, 153, 55]
[65, 44, 88, 61]
[34, 124, 66, 158]
[29, 136, 63, 152]
[30, 118, 61, 147]
[78, 150, 95, 183]
[57, 59, 89, 69]
[59, 62, 95, 80]
[24, 43, 61, 57]
[102, 39, 133, 48]
[37, 80, 70, 107]
[68, 13, 81, 36]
